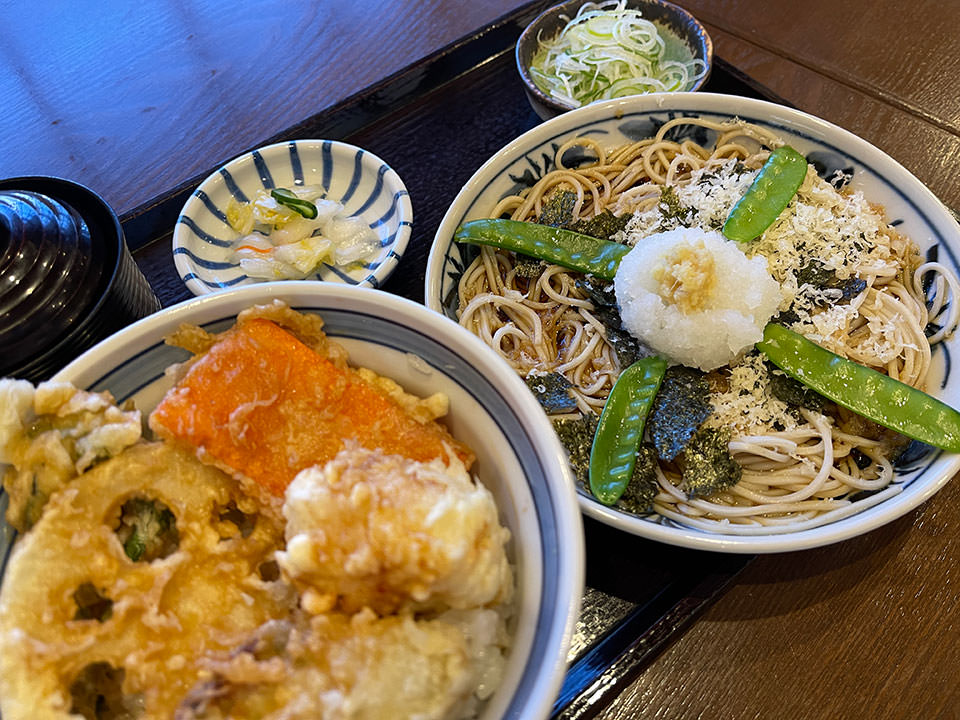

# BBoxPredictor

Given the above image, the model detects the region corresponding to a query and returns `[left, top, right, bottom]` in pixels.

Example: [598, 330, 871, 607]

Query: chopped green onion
[271, 188, 318, 219]
[529, 0, 706, 107]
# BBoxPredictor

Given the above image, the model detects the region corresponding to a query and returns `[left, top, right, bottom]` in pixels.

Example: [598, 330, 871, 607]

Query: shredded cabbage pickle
[226, 187, 380, 280]
[529, 0, 706, 107]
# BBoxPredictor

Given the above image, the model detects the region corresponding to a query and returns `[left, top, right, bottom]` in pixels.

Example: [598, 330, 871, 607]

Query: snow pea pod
[454, 219, 630, 281]
[757, 323, 960, 452]
[722, 145, 808, 242]
[589, 356, 667, 505]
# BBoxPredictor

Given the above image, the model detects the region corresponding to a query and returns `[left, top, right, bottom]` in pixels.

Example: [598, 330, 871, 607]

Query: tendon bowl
[517, 0, 713, 120]
[0, 282, 583, 719]
[424, 92, 960, 553]
[172, 140, 412, 295]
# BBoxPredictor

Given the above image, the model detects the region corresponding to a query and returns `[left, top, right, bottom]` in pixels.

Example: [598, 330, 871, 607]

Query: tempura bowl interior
[0, 282, 584, 720]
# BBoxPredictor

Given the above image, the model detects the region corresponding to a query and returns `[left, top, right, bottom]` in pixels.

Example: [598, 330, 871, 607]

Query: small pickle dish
[172, 140, 412, 295]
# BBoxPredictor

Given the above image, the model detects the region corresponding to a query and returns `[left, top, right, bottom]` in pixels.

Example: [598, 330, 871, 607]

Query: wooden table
[2, 1, 959, 718]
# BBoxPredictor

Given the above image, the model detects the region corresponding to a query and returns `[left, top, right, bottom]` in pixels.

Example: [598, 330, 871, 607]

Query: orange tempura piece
[149, 318, 474, 497]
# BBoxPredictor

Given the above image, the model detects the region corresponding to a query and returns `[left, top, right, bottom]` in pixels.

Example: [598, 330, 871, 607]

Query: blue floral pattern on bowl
[173, 140, 412, 295]
[425, 93, 960, 552]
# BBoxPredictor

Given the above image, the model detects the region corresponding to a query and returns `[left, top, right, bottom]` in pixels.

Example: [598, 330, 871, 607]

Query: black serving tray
[121, 2, 789, 716]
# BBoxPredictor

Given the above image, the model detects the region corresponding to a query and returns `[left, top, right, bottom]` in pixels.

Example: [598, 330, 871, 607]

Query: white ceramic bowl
[172, 140, 412, 295]
[0, 282, 584, 719]
[425, 92, 960, 554]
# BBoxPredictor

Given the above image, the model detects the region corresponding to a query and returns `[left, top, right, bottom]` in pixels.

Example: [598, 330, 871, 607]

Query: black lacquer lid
[0, 177, 161, 382]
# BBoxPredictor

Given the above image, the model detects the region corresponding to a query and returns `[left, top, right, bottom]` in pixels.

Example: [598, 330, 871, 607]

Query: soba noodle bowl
[455, 117, 960, 534]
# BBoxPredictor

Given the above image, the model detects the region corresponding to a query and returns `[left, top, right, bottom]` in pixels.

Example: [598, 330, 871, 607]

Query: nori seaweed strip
[525, 372, 578, 413]
[605, 326, 654, 369]
[850, 448, 873, 470]
[797, 259, 866, 303]
[514, 255, 546, 278]
[771, 308, 801, 326]
[537, 189, 577, 227]
[765, 360, 829, 412]
[772, 262, 866, 328]
[615, 443, 659, 514]
[838, 277, 868, 301]
[576, 277, 655, 368]
[537, 189, 630, 241]
[568, 210, 631, 241]
[648, 366, 712, 461]
[680, 427, 741, 497]
[576, 277, 617, 307]
[656, 185, 693, 228]
[553, 414, 598, 487]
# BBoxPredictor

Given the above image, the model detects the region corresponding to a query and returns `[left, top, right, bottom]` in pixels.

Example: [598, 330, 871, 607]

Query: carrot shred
[236, 244, 272, 253]
[149, 318, 475, 496]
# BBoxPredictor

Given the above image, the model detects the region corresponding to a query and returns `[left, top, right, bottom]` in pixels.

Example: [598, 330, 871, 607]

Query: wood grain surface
[3, 0, 960, 718]
[681, 0, 960, 209]
[0, 0, 523, 215]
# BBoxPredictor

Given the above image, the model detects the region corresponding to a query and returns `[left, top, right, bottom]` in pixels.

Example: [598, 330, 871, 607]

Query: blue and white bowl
[1, 282, 583, 719]
[172, 140, 412, 295]
[425, 92, 960, 553]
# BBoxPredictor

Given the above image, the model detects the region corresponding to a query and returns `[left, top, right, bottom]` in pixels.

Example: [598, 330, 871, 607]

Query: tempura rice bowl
[0, 282, 584, 719]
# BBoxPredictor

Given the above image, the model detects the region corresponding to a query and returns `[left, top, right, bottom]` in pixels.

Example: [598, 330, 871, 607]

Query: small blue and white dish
[172, 140, 412, 295]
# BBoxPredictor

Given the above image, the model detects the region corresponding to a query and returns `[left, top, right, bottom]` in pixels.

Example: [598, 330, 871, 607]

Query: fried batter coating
[277, 444, 512, 615]
[177, 607, 509, 720]
[149, 317, 474, 498]
[0, 379, 142, 531]
[163, 300, 351, 382]
[0, 306, 516, 719]
[0, 442, 293, 720]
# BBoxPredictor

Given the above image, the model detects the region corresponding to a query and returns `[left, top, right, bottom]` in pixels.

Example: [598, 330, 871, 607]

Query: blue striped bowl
[426, 92, 960, 553]
[173, 140, 412, 295]
[2, 282, 583, 719]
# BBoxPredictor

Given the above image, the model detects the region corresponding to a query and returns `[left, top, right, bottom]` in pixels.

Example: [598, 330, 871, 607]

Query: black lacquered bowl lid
[0, 176, 160, 381]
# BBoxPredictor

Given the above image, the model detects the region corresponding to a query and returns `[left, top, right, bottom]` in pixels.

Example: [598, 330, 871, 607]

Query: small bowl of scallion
[517, 0, 713, 119]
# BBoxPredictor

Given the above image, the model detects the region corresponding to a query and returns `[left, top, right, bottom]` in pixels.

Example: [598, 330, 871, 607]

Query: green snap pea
[271, 188, 318, 219]
[454, 218, 630, 280]
[722, 145, 808, 243]
[589, 356, 667, 505]
[757, 323, 960, 452]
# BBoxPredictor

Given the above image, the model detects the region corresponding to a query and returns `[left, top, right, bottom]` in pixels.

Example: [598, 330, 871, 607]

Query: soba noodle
[456, 117, 960, 534]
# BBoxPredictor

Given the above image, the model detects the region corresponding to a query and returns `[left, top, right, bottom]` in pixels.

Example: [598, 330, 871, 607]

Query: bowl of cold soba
[425, 92, 960, 553]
